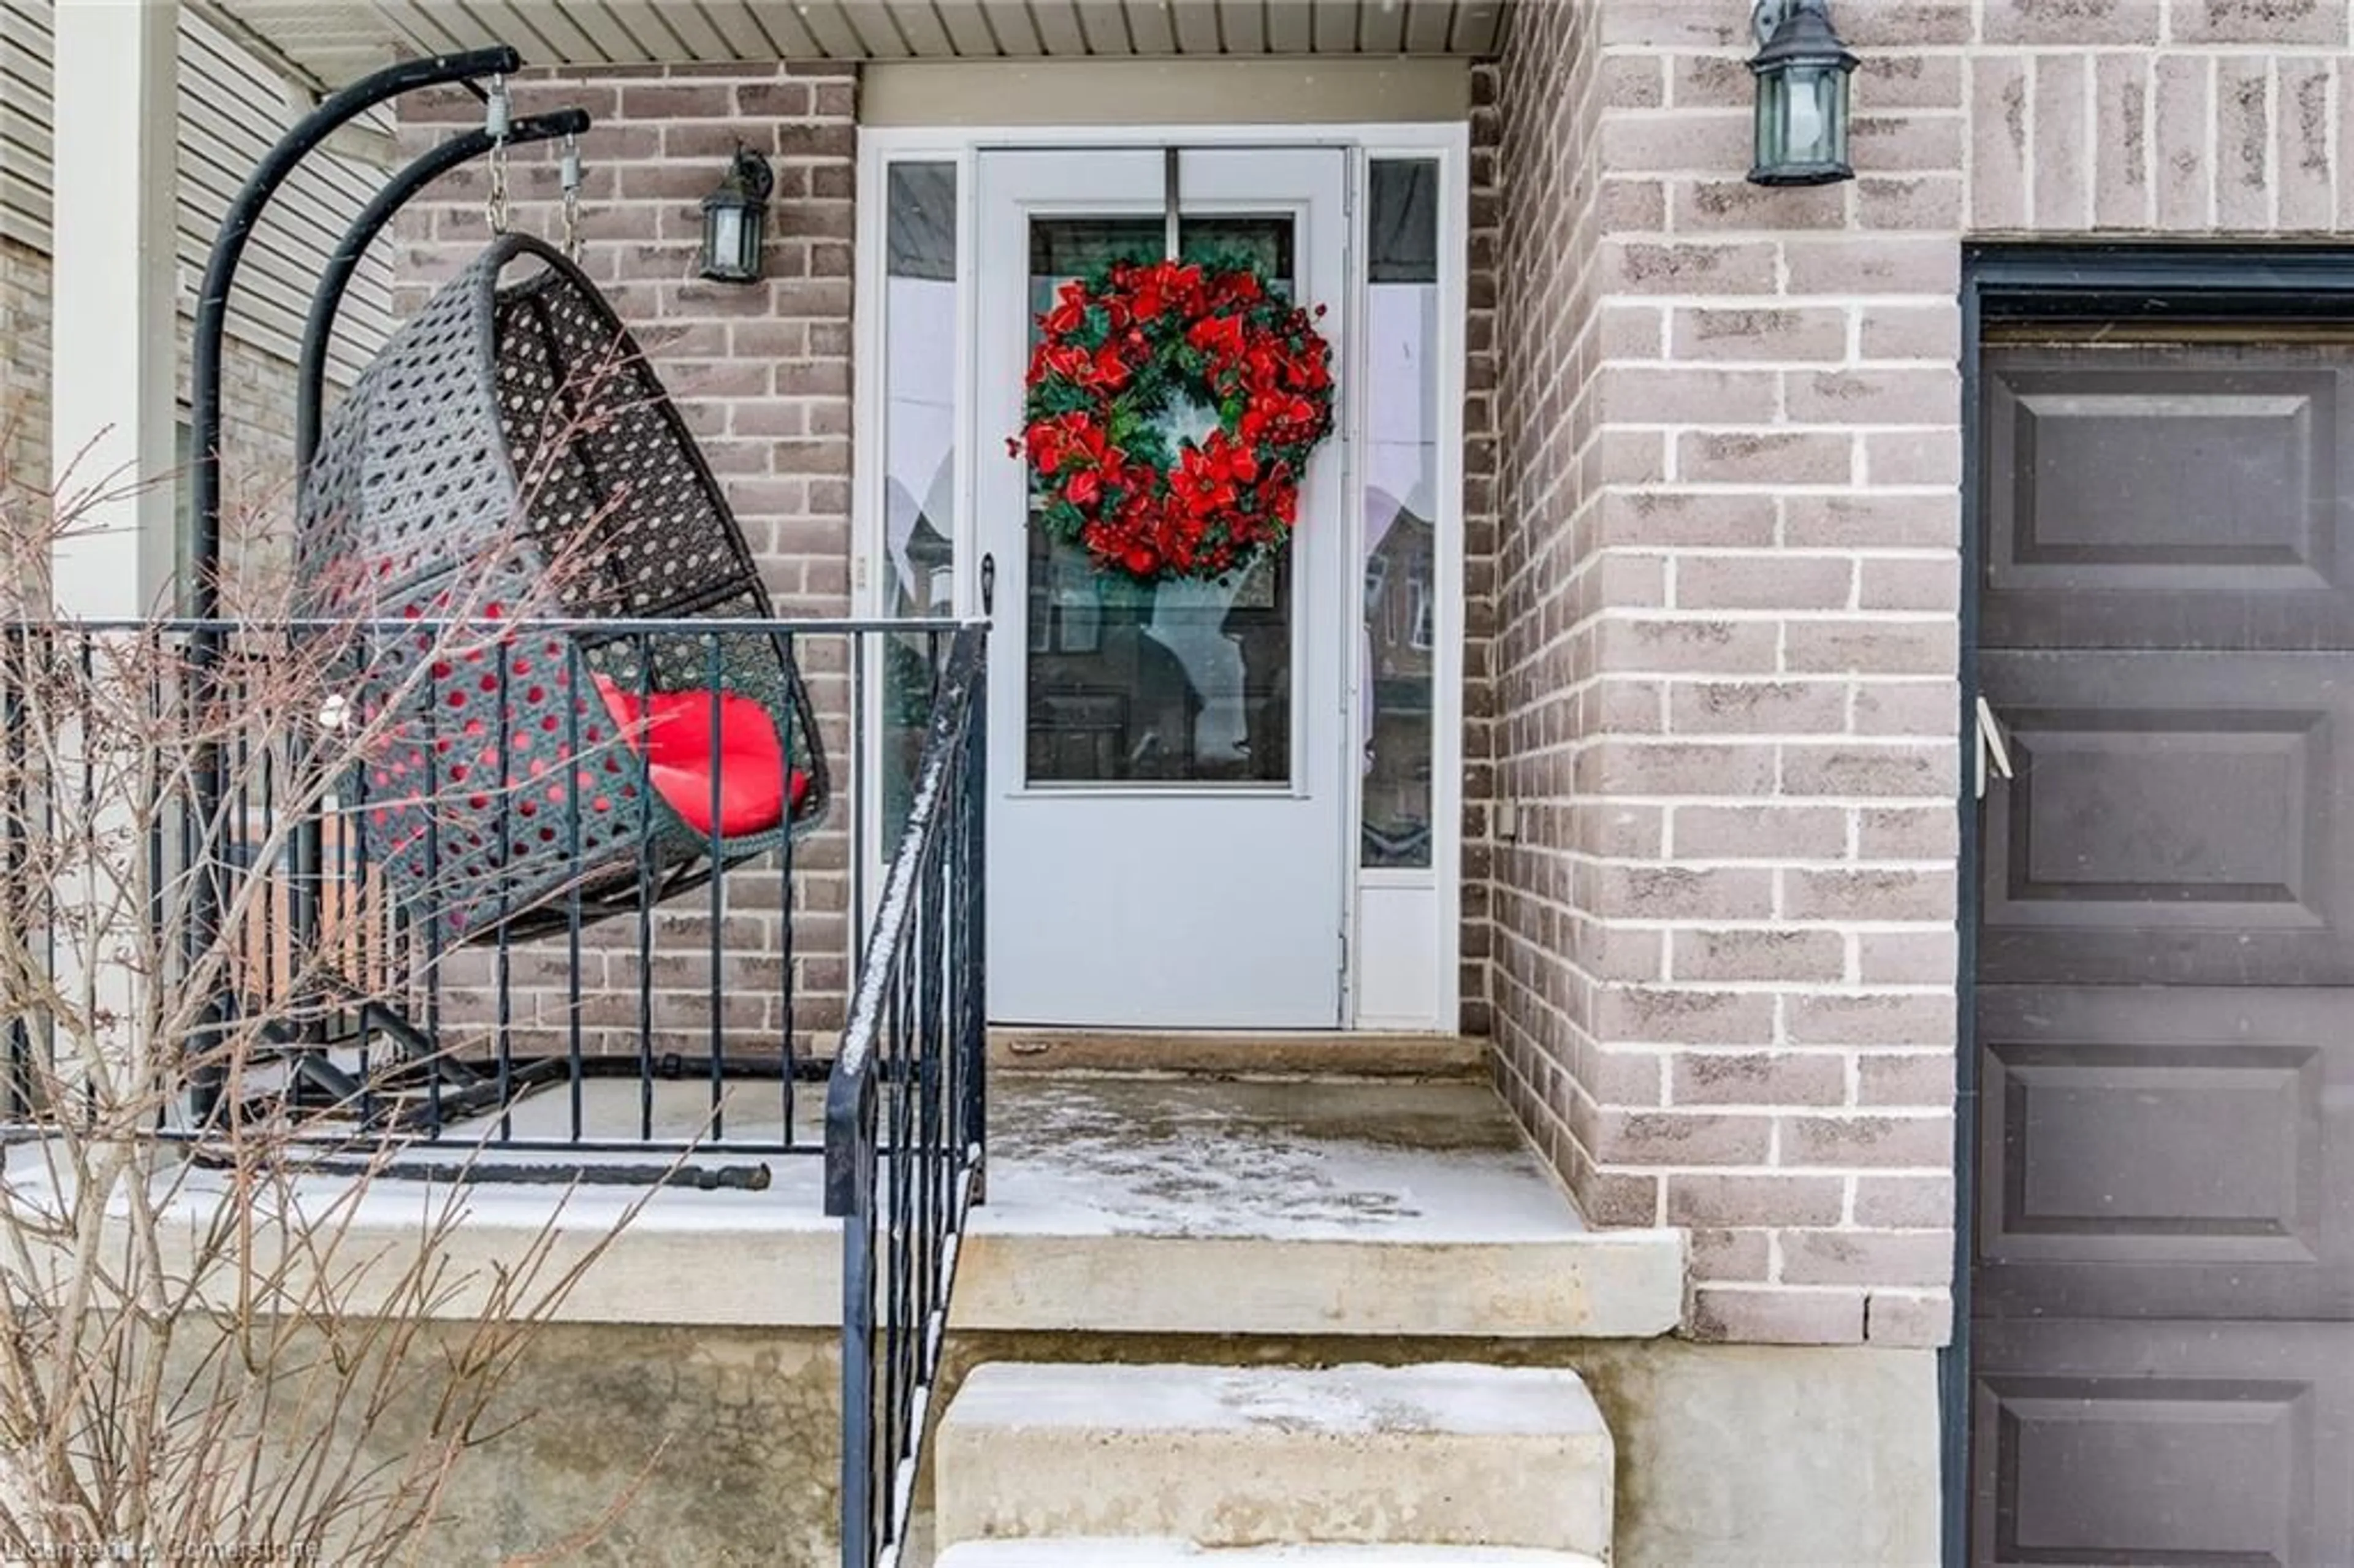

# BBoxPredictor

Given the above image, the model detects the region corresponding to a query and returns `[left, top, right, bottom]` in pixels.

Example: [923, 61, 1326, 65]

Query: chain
[560, 132, 584, 262]
[484, 73, 512, 235]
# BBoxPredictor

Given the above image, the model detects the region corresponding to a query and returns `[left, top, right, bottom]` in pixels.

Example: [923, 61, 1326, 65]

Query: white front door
[976, 147, 1350, 1029]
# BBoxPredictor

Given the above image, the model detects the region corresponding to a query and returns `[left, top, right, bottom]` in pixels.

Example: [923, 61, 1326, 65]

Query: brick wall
[394, 63, 859, 1050]
[1460, 66, 1502, 1039]
[1488, 0, 1612, 1227]
[180, 316, 310, 596]
[1487, 0, 2354, 1346]
[1, 238, 48, 492]
[4, 231, 307, 599]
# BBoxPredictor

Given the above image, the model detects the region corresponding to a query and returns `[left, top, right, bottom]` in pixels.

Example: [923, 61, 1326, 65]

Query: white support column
[44, 1, 180, 1109]
[49, 0, 180, 620]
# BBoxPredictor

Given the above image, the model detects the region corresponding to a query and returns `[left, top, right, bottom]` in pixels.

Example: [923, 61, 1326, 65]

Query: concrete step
[953, 1075, 1685, 1339]
[934, 1362, 1614, 1559]
[937, 1544, 1606, 1567]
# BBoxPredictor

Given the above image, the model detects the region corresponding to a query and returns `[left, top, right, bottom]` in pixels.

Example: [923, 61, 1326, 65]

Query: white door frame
[851, 120, 1471, 1033]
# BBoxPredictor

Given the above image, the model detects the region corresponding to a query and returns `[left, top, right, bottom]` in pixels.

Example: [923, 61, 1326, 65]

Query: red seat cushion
[592, 674, 809, 839]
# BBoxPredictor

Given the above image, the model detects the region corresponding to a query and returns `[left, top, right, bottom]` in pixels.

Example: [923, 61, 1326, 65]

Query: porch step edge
[934, 1361, 1613, 1558]
[950, 1227, 1685, 1339]
[987, 1029, 1489, 1079]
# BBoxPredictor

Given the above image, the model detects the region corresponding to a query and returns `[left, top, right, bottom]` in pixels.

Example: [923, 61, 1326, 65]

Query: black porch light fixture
[699, 142, 774, 283]
[1746, 0, 1859, 188]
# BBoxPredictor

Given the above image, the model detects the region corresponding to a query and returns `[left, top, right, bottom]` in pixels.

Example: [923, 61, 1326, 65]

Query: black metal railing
[1, 611, 996, 1556]
[826, 623, 989, 1568]
[0, 615, 969, 1189]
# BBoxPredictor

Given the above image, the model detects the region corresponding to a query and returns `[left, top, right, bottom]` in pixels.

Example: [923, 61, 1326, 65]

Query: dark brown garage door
[1972, 332, 2354, 1565]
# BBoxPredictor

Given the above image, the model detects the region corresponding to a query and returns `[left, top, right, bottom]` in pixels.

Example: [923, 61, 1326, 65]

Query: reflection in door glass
[1023, 215, 1300, 786]
[1361, 160, 1439, 867]
[881, 162, 956, 840]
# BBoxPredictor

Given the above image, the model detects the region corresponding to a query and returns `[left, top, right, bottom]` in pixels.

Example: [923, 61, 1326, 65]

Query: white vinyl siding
[1, 1, 394, 386]
[0, 2, 49, 253]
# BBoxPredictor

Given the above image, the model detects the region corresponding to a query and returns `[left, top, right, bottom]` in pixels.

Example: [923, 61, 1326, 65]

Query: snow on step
[935, 1543, 1607, 1567]
[954, 1075, 1685, 1341]
[934, 1363, 1613, 1559]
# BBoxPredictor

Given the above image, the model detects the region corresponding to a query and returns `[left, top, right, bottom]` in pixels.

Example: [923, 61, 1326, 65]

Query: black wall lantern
[1746, 0, 1859, 188]
[699, 143, 774, 283]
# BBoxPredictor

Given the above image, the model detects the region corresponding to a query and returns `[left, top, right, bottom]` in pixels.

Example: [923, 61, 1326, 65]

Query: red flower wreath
[1010, 254, 1336, 584]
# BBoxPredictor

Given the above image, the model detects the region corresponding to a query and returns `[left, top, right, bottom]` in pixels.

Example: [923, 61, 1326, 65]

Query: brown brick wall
[1461, 64, 1503, 1039]
[394, 63, 859, 1051]
[1488, 0, 1610, 1207]
[183, 316, 310, 593]
[1, 238, 48, 492]
[4, 232, 307, 598]
[1487, 0, 2354, 1345]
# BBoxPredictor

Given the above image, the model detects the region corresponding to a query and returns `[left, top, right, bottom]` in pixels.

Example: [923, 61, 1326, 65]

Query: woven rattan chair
[295, 232, 827, 951]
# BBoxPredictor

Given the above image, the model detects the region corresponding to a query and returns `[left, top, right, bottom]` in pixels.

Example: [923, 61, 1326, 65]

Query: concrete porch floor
[103, 1065, 1685, 1339]
[958, 1073, 1684, 1336]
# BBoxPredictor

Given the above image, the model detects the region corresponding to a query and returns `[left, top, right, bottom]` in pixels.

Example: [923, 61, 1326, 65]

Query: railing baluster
[6, 630, 31, 1119]
[836, 1078, 877, 1568]
[779, 631, 799, 1141]
[288, 623, 322, 1053]
[921, 806, 944, 1314]
[883, 969, 911, 1553]
[422, 637, 445, 1140]
[144, 632, 169, 1125]
[351, 695, 376, 1132]
[565, 635, 585, 1145]
[963, 669, 989, 1197]
[634, 629, 655, 1145]
[255, 672, 278, 1023]
[825, 623, 988, 1567]
[75, 634, 98, 1134]
[226, 642, 253, 1084]
[495, 622, 516, 1144]
[706, 629, 725, 1141]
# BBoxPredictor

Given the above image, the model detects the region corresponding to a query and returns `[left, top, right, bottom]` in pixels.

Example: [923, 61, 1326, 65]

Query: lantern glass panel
[706, 204, 746, 277]
[1788, 63, 1846, 166]
[1753, 68, 1790, 168]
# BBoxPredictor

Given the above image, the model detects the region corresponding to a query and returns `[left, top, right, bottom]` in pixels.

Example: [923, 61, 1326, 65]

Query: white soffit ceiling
[195, 1, 1513, 90]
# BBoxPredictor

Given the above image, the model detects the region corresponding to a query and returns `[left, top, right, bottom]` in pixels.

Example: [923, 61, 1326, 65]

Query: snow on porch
[978, 1076, 1598, 1242]
[951, 1073, 1685, 1338]
[42, 1067, 1680, 1338]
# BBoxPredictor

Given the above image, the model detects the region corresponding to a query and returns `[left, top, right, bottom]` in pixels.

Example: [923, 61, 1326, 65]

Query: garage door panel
[1975, 331, 2354, 1567]
[1970, 1320, 2353, 1568]
[1980, 347, 2354, 650]
[1975, 986, 2354, 1320]
[1978, 651, 2354, 987]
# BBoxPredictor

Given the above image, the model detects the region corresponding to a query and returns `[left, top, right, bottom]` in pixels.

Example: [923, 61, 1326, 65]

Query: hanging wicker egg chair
[295, 232, 828, 951]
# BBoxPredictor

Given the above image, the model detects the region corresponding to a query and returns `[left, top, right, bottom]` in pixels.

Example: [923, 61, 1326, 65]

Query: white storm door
[976, 147, 1350, 1029]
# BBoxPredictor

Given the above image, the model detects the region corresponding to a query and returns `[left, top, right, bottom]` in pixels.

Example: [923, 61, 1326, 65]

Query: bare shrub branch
[0, 330, 723, 1564]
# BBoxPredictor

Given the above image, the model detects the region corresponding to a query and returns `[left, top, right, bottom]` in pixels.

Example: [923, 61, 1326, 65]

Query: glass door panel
[1023, 214, 1301, 788]
[1360, 159, 1440, 868]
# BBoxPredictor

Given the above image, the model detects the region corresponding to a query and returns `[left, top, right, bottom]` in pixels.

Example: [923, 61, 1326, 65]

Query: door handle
[1975, 695, 2014, 800]
[980, 552, 997, 617]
